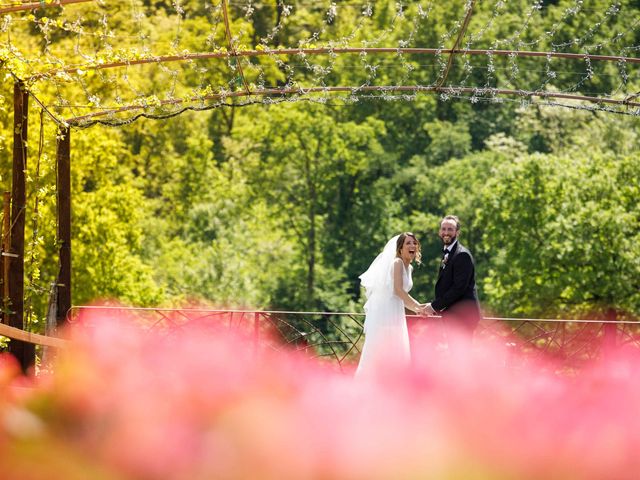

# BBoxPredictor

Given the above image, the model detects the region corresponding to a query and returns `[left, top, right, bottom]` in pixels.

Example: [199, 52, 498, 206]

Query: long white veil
[359, 235, 400, 300]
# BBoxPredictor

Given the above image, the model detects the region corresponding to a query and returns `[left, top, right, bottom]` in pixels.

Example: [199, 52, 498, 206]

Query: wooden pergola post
[56, 126, 71, 326]
[1, 192, 10, 322]
[8, 80, 34, 372]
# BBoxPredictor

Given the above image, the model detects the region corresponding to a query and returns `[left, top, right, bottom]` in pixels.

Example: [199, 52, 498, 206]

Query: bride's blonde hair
[396, 232, 422, 265]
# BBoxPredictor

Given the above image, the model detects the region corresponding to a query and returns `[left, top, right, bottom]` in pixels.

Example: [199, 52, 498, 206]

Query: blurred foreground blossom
[1, 309, 640, 479]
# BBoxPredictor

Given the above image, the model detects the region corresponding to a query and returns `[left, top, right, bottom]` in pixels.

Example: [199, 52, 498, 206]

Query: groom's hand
[425, 303, 436, 316]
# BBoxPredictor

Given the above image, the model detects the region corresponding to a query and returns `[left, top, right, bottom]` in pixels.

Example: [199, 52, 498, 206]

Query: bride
[355, 232, 424, 377]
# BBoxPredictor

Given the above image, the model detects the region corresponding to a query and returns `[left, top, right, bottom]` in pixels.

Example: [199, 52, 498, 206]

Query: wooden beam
[28, 48, 640, 82]
[8, 80, 34, 373]
[0, 0, 94, 15]
[56, 126, 71, 327]
[220, 0, 250, 95]
[0, 322, 68, 349]
[437, 0, 477, 88]
[65, 84, 640, 125]
[1, 191, 10, 324]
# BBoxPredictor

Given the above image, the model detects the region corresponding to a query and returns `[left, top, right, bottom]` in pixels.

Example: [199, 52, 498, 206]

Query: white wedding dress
[355, 236, 412, 378]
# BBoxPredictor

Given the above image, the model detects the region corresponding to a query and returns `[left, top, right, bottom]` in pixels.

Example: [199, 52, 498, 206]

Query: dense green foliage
[1, 1, 639, 329]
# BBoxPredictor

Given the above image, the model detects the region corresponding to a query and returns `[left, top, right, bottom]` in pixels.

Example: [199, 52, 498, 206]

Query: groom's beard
[442, 235, 457, 246]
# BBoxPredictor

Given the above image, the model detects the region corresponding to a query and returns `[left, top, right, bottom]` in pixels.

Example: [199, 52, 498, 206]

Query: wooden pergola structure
[1, 0, 639, 371]
[2, 79, 71, 371]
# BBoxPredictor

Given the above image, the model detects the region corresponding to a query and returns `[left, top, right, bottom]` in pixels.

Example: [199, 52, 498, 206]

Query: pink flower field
[1, 310, 639, 480]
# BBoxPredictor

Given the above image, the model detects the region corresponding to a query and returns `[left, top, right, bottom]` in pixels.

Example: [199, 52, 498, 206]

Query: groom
[424, 215, 481, 344]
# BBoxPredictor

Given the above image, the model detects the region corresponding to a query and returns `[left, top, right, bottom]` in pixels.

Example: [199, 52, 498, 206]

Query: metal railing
[67, 306, 640, 372]
[67, 306, 365, 370]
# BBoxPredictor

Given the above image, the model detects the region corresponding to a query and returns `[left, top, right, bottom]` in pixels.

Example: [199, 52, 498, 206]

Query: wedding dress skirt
[356, 264, 411, 378]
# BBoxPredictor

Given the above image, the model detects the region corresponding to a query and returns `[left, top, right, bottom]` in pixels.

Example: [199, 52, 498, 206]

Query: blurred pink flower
[1, 309, 640, 479]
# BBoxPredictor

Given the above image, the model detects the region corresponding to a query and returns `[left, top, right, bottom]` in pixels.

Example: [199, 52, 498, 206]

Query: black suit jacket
[432, 241, 481, 328]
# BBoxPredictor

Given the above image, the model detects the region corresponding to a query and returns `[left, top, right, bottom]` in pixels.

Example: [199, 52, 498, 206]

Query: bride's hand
[424, 303, 436, 316]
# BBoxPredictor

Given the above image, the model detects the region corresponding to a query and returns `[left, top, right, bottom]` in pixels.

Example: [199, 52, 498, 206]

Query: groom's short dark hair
[442, 215, 460, 230]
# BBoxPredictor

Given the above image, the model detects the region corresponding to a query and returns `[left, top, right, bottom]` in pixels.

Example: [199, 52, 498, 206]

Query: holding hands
[415, 303, 437, 316]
